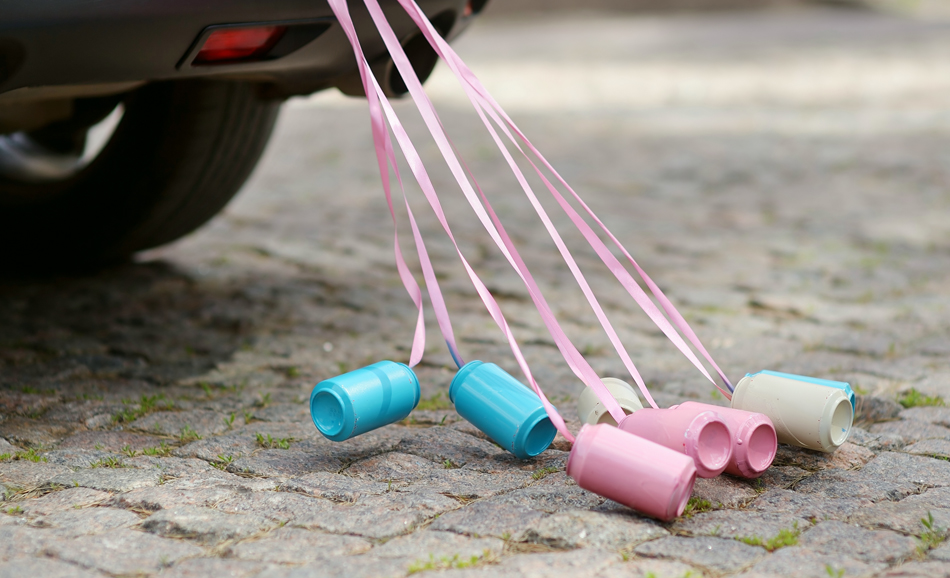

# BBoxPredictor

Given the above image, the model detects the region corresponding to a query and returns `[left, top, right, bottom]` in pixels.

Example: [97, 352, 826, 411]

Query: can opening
[830, 397, 853, 447]
[746, 422, 778, 472]
[312, 391, 345, 437]
[523, 417, 557, 457]
[696, 420, 732, 471]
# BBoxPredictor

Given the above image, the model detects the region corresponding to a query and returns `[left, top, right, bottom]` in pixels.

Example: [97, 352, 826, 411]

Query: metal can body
[450, 360, 557, 459]
[310, 361, 420, 442]
[711, 405, 777, 479]
[617, 402, 732, 478]
[576, 377, 644, 426]
[753, 370, 855, 415]
[567, 424, 696, 521]
[732, 371, 853, 452]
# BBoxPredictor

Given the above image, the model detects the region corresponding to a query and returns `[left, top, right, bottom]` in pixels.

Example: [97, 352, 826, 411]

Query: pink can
[567, 424, 696, 521]
[617, 402, 733, 478]
[709, 404, 777, 479]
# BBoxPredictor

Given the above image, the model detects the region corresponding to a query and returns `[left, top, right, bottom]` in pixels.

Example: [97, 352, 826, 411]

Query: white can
[577, 377, 644, 426]
[732, 371, 853, 453]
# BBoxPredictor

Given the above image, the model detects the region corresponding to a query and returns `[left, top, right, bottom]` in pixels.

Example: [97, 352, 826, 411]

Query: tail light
[193, 26, 287, 65]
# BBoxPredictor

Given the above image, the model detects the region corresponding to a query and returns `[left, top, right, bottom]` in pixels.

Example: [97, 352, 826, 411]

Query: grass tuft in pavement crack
[0, 448, 47, 463]
[682, 496, 715, 518]
[899, 389, 945, 409]
[739, 522, 800, 551]
[531, 466, 559, 480]
[407, 550, 496, 574]
[112, 394, 170, 424]
[918, 511, 946, 553]
[256, 433, 292, 449]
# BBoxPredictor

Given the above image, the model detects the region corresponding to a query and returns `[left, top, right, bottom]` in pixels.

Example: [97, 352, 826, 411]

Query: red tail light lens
[193, 26, 287, 65]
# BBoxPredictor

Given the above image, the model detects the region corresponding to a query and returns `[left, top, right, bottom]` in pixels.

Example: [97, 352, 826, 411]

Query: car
[0, 0, 488, 269]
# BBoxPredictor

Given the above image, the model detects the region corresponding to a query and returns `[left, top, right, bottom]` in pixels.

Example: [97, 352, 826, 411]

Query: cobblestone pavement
[4, 7, 950, 578]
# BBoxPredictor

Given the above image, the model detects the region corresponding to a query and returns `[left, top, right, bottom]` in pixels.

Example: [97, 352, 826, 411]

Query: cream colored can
[577, 378, 644, 426]
[731, 371, 853, 452]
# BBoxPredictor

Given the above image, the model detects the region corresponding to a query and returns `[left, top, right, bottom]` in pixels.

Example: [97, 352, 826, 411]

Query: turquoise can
[310, 361, 420, 442]
[450, 360, 557, 459]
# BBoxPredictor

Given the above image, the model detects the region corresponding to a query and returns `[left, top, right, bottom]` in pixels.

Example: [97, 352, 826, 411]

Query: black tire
[0, 80, 281, 270]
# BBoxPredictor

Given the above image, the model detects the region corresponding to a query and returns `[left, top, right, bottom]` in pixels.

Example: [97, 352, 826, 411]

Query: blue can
[752, 370, 855, 414]
[450, 360, 557, 459]
[310, 361, 421, 442]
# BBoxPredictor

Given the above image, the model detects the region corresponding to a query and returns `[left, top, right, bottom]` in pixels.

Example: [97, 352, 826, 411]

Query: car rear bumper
[0, 0, 479, 100]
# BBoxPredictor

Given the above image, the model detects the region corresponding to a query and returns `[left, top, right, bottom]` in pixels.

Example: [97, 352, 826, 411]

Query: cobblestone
[634, 536, 766, 574]
[43, 528, 204, 574]
[3, 7, 950, 576]
[226, 526, 371, 564]
[141, 506, 276, 544]
[516, 509, 667, 551]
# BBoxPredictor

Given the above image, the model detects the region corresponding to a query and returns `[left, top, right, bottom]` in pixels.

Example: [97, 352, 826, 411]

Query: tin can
[310, 361, 420, 442]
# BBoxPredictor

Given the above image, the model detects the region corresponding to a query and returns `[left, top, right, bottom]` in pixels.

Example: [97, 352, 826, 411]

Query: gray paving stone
[847, 427, 906, 452]
[904, 374, 950, 400]
[227, 450, 343, 478]
[676, 510, 808, 542]
[757, 466, 810, 490]
[0, 419, 74, 448]
[848, 486, 950, 536]
[634, 536, 766, 574]
[0, 439, 15, 455]
[347, 452, 531, 499]
[899, 406, 950, 427]
[905, 439, 950, 459]
[0, 524, 51, 561]
[598, 558, 705, 578]
[172, 434, 260, 462]
[929, 541, 950, 562]
[50, 467, 162, 492]
[749, 489, 871, 521]
[392, 426, 510, 471]
[748, 547, 885, 578]
[216, 490, 333, 523]
[0, 461, 71, 489]
[373, 529, 503, 561]
[141, 506, 276, 544]
[691, 474, 759, 508]
[109, 484, 244, 512]
[34, 507, 141, 537]
[56, 431, 159, 452]
[869, 420, 950, 443]
[792, 468, 919, 502]
[41, 449, 123, 469]
[156, 557, 266, 578]
[458, 548, 622, 578]
[854, 396, 903, 424]
[294, 491, 459, 539]
[430, 500, 546, 538]
[252, 556, 407, 578]
[860, 452, 950, 487]
[798, 520, 918, 564]
[44, 528, 204, 574]
[517, 509, 668, 551]
[130, 409, 231, 438]
[878, 561, 950, 578]
[16, 487, 111, 517]
[481, 476, 605, 514]
[280, 471, 389, 502]
[227, 526, 371, 564]
[0, 557, 106, 578]
[772, 442, 874, 472]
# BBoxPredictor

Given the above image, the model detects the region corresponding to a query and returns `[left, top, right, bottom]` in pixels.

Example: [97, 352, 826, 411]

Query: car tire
[0, 79, 281, 271]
